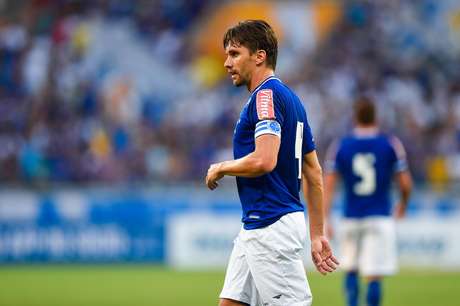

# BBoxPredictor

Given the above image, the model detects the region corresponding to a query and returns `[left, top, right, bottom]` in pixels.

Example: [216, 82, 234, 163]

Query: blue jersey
[233, 76, 316, 230]
[326, 129, 408, 218]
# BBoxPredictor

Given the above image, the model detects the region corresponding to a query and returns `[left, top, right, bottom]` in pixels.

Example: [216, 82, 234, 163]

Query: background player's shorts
[220, 211, 312, 306]
[339, 216, 397, 276]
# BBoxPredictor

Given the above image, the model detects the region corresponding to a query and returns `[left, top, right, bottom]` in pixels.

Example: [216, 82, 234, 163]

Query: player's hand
[205, 162, 224, 190]
[311, 235, 339, 275]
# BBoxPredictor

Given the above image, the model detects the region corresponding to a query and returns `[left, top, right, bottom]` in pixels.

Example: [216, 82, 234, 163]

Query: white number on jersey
[352, 153, 376, 195]
[295, 122, 303, 179]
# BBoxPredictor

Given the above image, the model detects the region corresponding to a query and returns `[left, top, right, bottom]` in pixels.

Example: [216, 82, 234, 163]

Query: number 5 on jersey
[352, 153, 376, 195]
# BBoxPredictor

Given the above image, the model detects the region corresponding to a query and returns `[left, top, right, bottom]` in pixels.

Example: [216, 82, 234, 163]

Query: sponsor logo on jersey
[256, 89, 275, 120]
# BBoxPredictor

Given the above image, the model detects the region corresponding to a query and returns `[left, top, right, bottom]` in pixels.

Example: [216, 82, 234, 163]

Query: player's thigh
[360, 217, 397, 276]
[339, 218, 362, 271]
[220, 232, 259, 305]
[242, 212, 312, 306]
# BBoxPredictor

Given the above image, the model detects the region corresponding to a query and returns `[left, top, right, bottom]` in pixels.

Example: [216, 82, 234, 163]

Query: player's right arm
[207, 87, 283, 190]
[301, 150, 339, 275]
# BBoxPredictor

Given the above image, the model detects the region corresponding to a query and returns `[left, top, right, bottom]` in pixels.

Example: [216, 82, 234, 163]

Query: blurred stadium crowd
[0, 0, 459, 186]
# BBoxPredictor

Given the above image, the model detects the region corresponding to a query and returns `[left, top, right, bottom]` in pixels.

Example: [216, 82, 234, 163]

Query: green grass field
[0, 265, 459, 306]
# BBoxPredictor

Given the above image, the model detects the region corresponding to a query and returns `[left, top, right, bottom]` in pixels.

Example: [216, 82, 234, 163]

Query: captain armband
[254, 120, 281, 139]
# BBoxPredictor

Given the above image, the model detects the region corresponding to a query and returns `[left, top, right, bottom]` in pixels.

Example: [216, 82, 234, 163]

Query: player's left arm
[207, 88, 282, 190]
[394, 170, 412, 218]
[302, 150, 339, 275]
[390, 136, 413, 218]
[206, 134, 280, 190]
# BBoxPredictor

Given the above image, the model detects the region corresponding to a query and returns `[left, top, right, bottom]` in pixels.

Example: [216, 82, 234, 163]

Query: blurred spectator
[0, 0, 460, 187]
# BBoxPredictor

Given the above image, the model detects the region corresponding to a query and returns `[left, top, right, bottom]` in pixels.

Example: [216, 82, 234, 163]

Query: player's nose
[224, 56, 232, 69]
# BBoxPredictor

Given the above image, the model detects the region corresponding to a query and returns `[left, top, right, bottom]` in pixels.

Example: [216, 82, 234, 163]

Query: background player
[205, 20, 338, 306]
[324, 97, 413, 306]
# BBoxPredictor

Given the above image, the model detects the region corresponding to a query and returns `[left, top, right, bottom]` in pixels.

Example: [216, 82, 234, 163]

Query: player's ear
[255, 50, 267, 66]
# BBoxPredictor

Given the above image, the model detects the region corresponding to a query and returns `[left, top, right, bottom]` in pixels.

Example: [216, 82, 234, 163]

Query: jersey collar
[353, 127, 379, 138]
[251, 75, 282, 95]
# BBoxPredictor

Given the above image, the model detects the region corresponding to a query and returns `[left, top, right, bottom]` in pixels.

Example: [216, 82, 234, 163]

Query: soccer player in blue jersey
[205, 20, 338, 306]
[324, 97, 413, 306]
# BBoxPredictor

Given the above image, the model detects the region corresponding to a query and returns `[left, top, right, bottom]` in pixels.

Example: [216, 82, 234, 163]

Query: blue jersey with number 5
[326, 130, 408, 218]
[233, 76, 316, 230]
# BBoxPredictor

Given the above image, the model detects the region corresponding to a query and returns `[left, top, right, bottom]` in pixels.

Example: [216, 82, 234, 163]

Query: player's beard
[232, 72, 248, 87]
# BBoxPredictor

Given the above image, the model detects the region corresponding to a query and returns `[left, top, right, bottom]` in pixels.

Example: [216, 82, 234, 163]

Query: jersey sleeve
[389, 136, 408, 172]
[302, 120, 316, 154]
[248, 88, 284, 139]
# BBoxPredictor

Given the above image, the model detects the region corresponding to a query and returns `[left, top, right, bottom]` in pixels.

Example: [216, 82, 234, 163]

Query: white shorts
[220, 211, 312, 306]
[339, 217, 397, 276]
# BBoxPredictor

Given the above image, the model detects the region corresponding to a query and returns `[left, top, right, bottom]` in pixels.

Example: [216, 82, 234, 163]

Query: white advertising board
[167, 213, 241, 268]
[167, 212, 460, 269]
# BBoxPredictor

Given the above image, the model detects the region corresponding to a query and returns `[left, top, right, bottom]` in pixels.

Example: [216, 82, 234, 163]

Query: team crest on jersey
[256, 89, 275, 120]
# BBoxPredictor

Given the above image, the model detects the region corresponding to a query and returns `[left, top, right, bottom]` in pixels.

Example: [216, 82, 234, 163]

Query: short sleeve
[389, 136, 408, 172]
[248, 88, 285, 138]
[302, 121, 316, 154]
